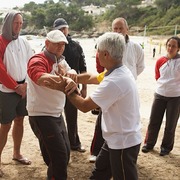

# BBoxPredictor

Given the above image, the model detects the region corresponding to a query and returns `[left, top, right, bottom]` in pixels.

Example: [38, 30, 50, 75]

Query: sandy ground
[0, 37, 180, 180]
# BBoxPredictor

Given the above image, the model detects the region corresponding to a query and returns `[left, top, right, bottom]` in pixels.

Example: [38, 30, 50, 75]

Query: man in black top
[53, 18, 87, 152]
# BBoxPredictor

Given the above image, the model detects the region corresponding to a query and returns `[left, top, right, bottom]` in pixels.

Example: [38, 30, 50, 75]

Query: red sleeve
[155, 56, 168, 80]
[0, 36, 18, 90]
[96, 52, 104, 73]
[27, 53, 53, 83]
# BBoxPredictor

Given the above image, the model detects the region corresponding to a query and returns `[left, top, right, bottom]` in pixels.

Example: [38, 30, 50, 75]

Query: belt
[16, 79, 25, 84]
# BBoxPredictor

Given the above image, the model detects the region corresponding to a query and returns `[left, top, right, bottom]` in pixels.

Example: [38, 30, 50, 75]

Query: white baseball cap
[46, 30, 68, 44]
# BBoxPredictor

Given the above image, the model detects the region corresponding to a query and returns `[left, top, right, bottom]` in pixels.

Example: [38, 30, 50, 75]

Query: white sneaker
[68, 156, 72, 164]
[89, 155, 96, 163]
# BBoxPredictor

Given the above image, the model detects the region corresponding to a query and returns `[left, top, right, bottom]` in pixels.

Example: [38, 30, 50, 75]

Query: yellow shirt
[97, 71, 106, 83]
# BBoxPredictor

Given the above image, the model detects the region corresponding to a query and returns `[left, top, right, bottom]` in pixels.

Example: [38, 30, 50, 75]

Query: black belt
[16, 79, 25, 84]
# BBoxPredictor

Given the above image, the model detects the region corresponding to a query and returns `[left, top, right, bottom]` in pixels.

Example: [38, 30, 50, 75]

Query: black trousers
[90, 143, 140, 180]
[64, 97, 81, 150]
[144, 93, 180, 151]
[29, 115, 70, 180]
[90, 110, 104, 156]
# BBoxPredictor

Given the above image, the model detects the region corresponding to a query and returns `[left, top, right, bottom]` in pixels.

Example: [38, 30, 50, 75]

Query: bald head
[112, 17, 129, 36]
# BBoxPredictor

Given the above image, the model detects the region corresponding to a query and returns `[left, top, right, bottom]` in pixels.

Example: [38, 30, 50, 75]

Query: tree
[44, 3, 67, 27]
[30, 9, 46, 29]
[66, 4, 93, 31]
[155, 0, 172, 11]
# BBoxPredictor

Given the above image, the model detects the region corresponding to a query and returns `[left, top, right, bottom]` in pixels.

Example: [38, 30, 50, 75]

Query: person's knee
[0, 123, 12, 133]
[13, 116, 24, 126]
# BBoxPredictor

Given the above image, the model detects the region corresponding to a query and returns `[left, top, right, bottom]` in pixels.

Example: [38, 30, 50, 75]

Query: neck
[105, 63, 123, 76]
[167, 53, 178, 59]
[106, 62, 122, 71]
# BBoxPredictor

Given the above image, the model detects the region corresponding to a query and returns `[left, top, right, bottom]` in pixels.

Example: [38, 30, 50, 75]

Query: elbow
[78, 102, 91, 113]
[80, 106, 90, 113]
[137, 67, 145, 75]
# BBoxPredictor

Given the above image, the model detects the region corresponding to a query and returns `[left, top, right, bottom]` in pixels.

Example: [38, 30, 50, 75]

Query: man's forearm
[67, 92, 87, 112]
[37, 73, 60, 86]
[77, 73, 99, 84]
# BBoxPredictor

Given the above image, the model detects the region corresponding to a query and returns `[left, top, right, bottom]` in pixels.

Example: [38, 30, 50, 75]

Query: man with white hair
[90, 17, 145, 163]
[45, 32, 142, 180]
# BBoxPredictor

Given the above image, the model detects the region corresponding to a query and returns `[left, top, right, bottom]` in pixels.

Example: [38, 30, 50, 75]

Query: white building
[82, 4, 115, 16]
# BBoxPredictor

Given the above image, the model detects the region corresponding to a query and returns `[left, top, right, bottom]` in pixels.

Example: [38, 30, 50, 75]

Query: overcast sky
[0, 0, 58, 8]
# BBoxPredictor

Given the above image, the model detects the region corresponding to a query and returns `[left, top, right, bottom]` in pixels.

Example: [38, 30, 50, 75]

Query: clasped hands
[44, 74, 79, 95]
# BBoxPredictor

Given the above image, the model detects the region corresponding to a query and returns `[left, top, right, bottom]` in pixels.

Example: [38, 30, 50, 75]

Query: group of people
[0, 10, 86, 179]
[0, 10, 179, 180]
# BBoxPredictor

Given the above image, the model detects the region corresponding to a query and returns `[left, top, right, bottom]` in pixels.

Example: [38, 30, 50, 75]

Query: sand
[0, 37, 179, 180]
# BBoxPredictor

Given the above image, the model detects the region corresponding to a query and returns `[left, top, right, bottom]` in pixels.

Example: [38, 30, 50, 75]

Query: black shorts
[0, 91, 28, 124]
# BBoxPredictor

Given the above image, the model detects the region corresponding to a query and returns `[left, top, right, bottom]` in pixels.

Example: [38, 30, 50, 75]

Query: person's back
[63, 35, 86, 72]
[89, 17, 145, 162]
[95, 65, 141, 149]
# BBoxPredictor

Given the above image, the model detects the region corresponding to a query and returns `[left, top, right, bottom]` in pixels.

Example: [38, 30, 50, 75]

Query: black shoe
[71, 146, 86, 153]
[142, 145, 153, 153]
[160, 148, 170, 156]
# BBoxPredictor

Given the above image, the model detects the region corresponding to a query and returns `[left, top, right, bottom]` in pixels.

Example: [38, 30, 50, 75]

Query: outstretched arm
[67, 92, 99, 113]
[77, 73, 99, 84]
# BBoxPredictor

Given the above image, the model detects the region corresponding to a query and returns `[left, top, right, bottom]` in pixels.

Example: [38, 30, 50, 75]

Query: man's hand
[80, 86, 87, 98]
[64, 76, 79, 95]
[44, 75, 79, 95]
[55, 64, 66, 76]
[65, 69, 77, 82]
[43, 75, 66, 92]
[15, 83, 27, 98]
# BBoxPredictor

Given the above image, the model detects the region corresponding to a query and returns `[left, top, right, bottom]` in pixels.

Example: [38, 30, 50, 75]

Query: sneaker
[69, 156, 72, 164]
[141, 145, 153, 153]
[71, 146, 86, 153]
[160, 148, 170, 156]
[89, 155, 96, 163]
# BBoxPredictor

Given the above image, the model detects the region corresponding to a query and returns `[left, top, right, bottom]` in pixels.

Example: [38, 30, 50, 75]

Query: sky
[0, 0, 59, 9]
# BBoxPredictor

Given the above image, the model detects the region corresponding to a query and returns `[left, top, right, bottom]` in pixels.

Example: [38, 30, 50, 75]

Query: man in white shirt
[89, 17, 145, 163]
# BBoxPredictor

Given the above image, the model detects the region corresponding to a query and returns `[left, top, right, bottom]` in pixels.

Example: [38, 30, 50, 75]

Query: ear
[104, 50, 109, 57]
[45, 40, 49, 47]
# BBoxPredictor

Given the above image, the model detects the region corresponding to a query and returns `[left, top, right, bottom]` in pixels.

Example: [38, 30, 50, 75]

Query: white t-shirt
[123, 40, 145, 80]
[90, 65, 142, 149]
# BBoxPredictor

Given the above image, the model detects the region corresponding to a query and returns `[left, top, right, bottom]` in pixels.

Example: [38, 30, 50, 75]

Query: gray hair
[97, 32, 125, 62]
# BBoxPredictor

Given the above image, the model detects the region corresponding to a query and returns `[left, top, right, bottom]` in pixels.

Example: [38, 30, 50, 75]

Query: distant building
[143, 0, 155, 4]
[82, 4, 115, 16]
[140, 0, 156, 7]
